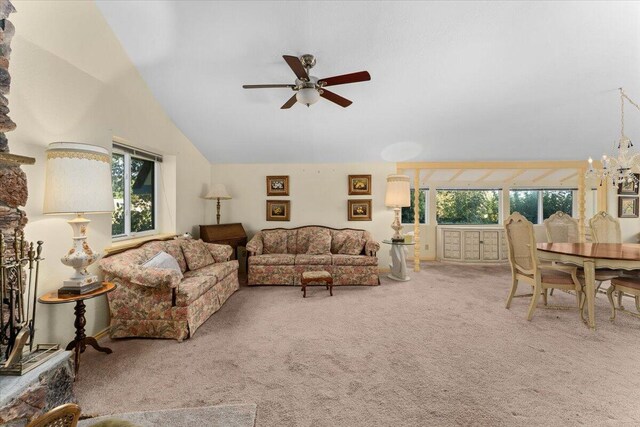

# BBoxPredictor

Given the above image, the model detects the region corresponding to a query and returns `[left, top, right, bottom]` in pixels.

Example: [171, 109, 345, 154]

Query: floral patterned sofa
[246, 226, 380, 286]
[99, 238, 239, 341]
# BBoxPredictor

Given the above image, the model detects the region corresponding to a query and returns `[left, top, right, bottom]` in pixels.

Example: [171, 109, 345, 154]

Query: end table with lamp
[383, 240, 415, 281]
[38, 282, 116, 377]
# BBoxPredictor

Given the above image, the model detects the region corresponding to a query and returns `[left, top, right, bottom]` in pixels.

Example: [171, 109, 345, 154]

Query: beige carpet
[77, 404, 256, 426]
[76, 263, 640, 426]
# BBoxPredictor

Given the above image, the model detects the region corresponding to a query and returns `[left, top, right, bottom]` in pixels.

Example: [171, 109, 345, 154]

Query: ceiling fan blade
[319, 71, 371, 87]
[320, 89, 352, 108]
[283, 55, 309, 81]
[281, 94, 298, 109]
[243, 84, 296, 89]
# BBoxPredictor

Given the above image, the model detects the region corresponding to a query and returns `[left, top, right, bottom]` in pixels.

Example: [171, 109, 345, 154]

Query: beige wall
[10, 1, 211, 345]
[210, 163, 397, 268]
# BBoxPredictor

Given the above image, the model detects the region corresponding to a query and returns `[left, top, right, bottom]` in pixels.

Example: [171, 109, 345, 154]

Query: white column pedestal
[388, 244, 411, 281]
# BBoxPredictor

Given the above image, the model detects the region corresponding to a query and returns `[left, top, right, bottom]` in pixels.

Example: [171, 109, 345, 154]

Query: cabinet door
[500, 230, 509, 260]
[463, 231, 481, 261]
[481, 230, 500, 261]
[442, 230, 462, 260]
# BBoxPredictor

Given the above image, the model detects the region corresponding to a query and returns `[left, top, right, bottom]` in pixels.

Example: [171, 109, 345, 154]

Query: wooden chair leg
[575, 288, 581, 309]
[636, 295, 640, 312]
[506, 277, 518, 309]
[618, 290, 624, 310]
[607, 285, 616, 321]
[527, 282, 541, 321]
[549, 288, 554, 296]
[542, 288, 548, 306]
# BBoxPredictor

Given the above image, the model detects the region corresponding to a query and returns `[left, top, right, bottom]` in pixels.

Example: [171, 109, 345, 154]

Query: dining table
[537, 242, 640, 329]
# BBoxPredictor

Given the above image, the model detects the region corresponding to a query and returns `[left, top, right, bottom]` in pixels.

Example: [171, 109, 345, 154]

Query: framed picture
[348, 174, 371, 195]
[618, 197, 639, 218]
[266, 200, 290, 221]
[266, 176, 289, 196]
[348, 199, 372, 221]
[617, 174, 639, 195]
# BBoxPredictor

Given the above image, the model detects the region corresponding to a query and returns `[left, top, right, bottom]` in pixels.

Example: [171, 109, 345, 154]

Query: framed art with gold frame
[348, 174, 371, 195]
[266, 200, 291, 221]
[266, 176, 289, 196]
[348, 199, 372, 221]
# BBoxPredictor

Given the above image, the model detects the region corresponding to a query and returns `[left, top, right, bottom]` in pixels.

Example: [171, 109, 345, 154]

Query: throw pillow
[263, 230, 288, 254]
[142, 251, 183, 279]
[180, 239, 215, 270]
[296, 227, 330, 254]
[332, 231, 366, 255]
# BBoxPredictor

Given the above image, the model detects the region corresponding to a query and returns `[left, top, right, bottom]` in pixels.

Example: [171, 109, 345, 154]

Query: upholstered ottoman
[301, 270, 333, 298]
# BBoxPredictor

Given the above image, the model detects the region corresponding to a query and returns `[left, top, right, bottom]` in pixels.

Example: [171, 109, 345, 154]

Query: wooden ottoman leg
[329, 283, 333, 296]
[302, 282, 307, 298]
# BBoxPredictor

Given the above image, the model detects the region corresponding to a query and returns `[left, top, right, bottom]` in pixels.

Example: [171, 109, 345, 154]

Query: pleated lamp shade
[385, 174, 411, 207]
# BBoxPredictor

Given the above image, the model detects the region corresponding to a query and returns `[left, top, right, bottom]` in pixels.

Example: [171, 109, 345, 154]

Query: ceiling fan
[242, 54, 371, 109]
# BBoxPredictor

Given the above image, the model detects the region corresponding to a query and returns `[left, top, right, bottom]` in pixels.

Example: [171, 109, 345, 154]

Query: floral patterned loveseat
[99, 238, 239, 341]
[246, 226, 380, 286]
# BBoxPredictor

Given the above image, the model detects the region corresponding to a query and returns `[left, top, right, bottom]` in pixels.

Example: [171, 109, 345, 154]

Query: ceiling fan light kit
[242, 54, 370, 109]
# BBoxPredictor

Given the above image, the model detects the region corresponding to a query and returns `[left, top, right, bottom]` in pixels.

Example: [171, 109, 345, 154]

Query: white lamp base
[58, 214, 102, 294]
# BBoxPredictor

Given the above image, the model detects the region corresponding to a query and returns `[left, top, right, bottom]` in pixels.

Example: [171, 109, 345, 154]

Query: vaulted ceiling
[96, 1, 640, 164]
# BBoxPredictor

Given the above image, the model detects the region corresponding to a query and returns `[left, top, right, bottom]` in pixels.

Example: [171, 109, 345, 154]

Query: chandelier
[587, 88, 640, 186]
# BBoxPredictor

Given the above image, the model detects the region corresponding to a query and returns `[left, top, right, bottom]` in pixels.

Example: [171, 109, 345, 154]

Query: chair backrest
[504, 212, 538, 275]
[27, 403, 81, 427]
[589, 211, 621, 243]
[544, 211, 580, 243]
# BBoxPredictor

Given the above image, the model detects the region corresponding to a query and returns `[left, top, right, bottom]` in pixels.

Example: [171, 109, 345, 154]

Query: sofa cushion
[332, 254, 378, 266]
[176, 276, 217, 306]
[249, 254, 296, 266]
[331, 230, 366, 255]
[142, 251, 183, 280]
[163, 240, 188, 273]
[295, 254, 332, 265]
[263, 230, 289, 254]
[296, 227, 331, 255]
[180, 239, 215, 270]
[183, 260, 238, 281]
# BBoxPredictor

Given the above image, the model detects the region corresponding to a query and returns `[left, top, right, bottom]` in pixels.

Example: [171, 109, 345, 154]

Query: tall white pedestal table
[383, 240, 415, 281]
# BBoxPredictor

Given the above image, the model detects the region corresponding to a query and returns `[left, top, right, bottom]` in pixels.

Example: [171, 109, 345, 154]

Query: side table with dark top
[200, 223, 248, 271]
[38, 282, 116, 378]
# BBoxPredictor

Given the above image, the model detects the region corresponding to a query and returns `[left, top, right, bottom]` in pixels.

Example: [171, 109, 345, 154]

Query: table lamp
[43, 142, 114, 294]
[385, 174, 411, 242]
[205, 184, 232, 224]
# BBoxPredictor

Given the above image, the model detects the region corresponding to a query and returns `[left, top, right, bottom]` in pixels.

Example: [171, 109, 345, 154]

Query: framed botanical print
[348, 175, 371, 195]
[617, 174, 639, 195]
[266, 200, 290, 221]
[618, 196, 639, 218]
[348, 199, 372, 221]
[266, 176, 289, 196]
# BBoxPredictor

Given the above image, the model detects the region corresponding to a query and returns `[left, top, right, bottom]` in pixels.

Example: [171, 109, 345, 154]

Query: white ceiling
[96, 1, 640, 164]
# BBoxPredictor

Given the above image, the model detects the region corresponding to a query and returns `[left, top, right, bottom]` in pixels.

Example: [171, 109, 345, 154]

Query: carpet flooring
[76, 263, 640, 426]
[77, 404, 257, 427]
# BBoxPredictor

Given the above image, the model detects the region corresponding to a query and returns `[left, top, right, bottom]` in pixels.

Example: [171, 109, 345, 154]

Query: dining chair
[544, 211, 580, 243]
[545, 211, 619, 293]
[607, 276, 640, 321]
[589, 211, 626, 307]
[504, 212, 584, 321]
[589, 211, 621, 243]
[26, 403, 81, 427]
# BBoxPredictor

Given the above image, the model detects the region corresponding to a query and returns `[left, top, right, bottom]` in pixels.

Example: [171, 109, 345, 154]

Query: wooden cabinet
[438, 226, 508, 263]
[200, 223, 248, 270]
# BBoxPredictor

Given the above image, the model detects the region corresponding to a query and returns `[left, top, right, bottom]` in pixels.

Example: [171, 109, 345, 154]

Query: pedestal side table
[382, 240, 415, 281]
[38, 282, 116, 377]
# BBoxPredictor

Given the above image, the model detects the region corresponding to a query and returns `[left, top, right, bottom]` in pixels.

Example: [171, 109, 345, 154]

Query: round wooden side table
[38, 282, 116, 377]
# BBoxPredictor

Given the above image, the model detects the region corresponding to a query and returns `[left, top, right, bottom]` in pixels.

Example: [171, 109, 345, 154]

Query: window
[509, 189, 573, 224]
[111, 145, 159, 238]
[436, 189, 500, 225]
[401, 188, 427, 224]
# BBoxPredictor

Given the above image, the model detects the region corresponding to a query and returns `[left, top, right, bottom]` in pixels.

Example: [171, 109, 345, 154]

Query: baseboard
[94, 327, 110, 341]
[378, 267, 390, 273]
